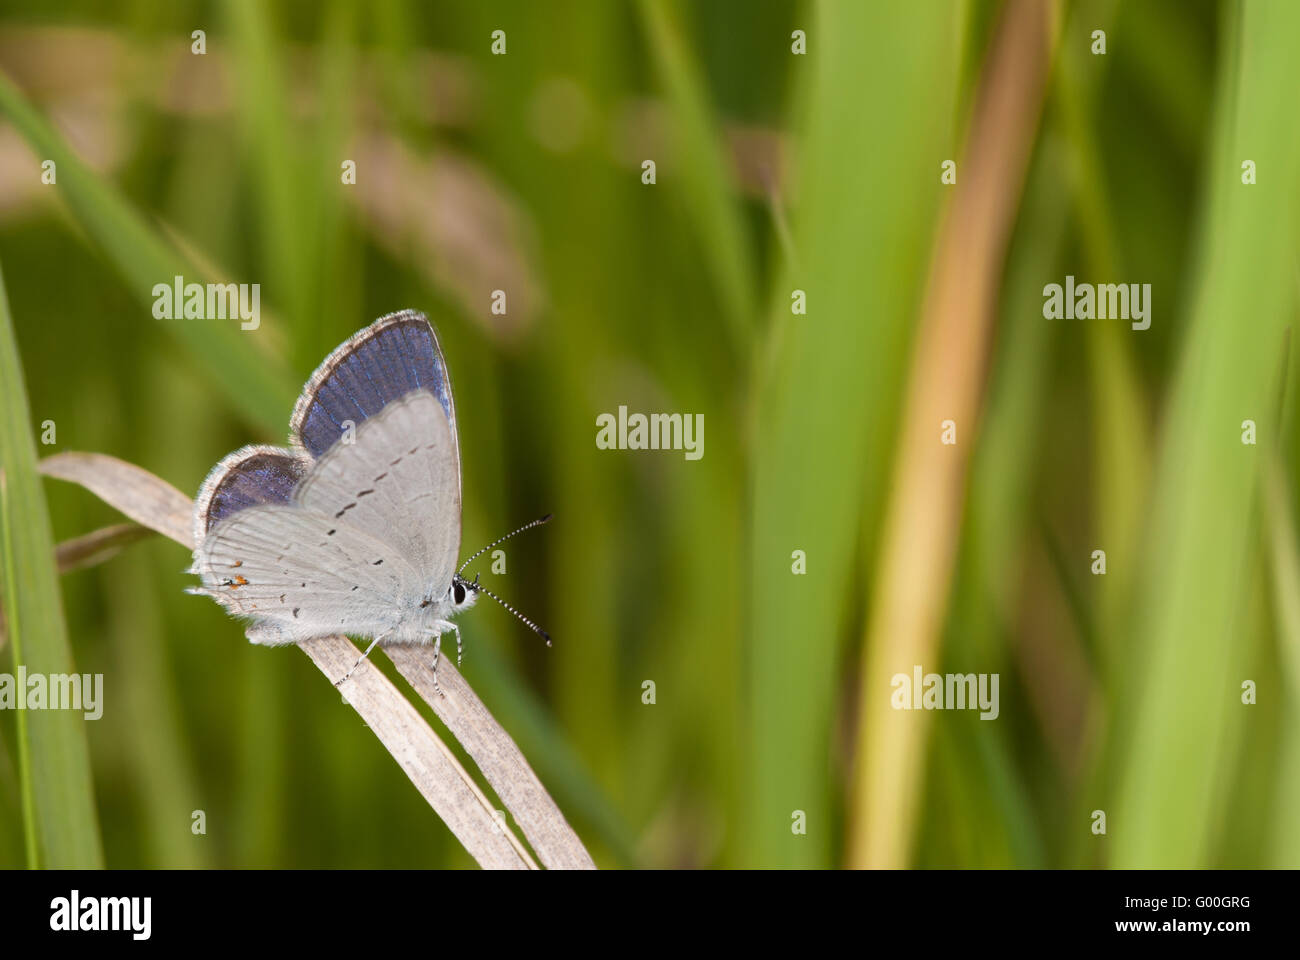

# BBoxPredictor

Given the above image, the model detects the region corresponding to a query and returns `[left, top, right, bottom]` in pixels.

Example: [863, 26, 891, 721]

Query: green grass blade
[1112, 0, 1300, 867]
[0, 468, 37, 867]
[225, 0, 315, 351]
[746, 0, 954, 868]
[0, 70, 294, 433]
[0, 258, 104, 868]
[635, 0, 756, 349]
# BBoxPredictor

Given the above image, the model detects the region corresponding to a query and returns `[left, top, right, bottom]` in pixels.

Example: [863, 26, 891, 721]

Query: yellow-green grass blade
[746, 0, 954, 868]
[1264, 458, 1300, 866]
[935, 141, 1070, 867]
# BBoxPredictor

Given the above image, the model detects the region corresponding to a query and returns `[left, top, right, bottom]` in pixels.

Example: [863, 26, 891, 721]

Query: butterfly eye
[453, 582, 467, 605]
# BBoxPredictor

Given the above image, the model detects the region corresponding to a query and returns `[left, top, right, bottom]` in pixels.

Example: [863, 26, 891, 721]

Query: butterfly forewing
[289, 310, 460, 494]
[293, 389, 461, 591]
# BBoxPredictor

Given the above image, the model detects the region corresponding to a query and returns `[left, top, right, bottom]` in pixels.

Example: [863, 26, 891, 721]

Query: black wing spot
[327, 529, 336, 536]
[334, 502, 357, 518]
[373, 472, 388, 482]
[372, 558, 384, 566]
[357, 488, 375, 497]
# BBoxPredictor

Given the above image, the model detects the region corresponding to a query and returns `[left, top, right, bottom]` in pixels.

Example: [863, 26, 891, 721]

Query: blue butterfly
[189, 310, 549, 690]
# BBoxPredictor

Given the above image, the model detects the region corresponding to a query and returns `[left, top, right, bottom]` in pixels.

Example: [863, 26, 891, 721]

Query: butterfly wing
[192, 444, 311, 549]
[293, 388, 461, 592]
[192, 312, 463, 643]
[191, 388, 461, 643]
[289, 310, 460, 496]
[190, 502, 421, 644]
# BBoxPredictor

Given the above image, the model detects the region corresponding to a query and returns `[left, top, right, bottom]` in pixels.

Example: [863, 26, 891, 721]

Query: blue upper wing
[192, 444, 309, 546]
[289, 310, 459, 466]
[193, 310, 460, 546]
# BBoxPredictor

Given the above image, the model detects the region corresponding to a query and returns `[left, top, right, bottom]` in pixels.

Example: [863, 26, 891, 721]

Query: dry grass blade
[55, 522, 155, 573]
[40, 452, 193, 545]
[847, 0, 1053, 868]
[350, 135, 545, 344]
[386, 646, 596, 869]
[40, 450, 593, 869]
[307, 637, 535, 870]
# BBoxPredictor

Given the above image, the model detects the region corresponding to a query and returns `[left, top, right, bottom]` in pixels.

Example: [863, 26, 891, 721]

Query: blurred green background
[0, 0, 1297, 869]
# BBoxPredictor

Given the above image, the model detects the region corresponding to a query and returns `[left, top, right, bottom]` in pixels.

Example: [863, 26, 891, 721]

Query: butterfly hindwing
[190, 502, 422, 644]
[192, 444, 311, 548]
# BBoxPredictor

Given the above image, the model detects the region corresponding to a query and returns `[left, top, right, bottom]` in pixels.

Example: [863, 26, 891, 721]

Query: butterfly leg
[428, 620, 461, 697]
[335, 631, 390, 686]
[429, 631, 444, 697]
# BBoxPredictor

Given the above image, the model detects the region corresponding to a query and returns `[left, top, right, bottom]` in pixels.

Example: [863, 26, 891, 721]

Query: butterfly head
[449, 573, 480, 613]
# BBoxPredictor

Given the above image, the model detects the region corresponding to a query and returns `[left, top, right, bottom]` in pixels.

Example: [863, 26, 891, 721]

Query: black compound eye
[453, 582, 466, 605]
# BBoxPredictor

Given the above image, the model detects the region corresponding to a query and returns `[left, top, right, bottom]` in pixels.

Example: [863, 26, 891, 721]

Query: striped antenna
[457, 514, 552, 576]
[455, 573, 551, 647]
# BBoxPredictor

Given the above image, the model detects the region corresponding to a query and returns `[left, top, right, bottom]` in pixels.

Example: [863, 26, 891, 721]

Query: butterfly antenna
[455, 573, 552, 647]
[457, 513, 552, 576]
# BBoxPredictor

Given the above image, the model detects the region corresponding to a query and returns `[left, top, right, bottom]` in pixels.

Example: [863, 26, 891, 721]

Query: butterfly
[188, 310, 550, 691]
